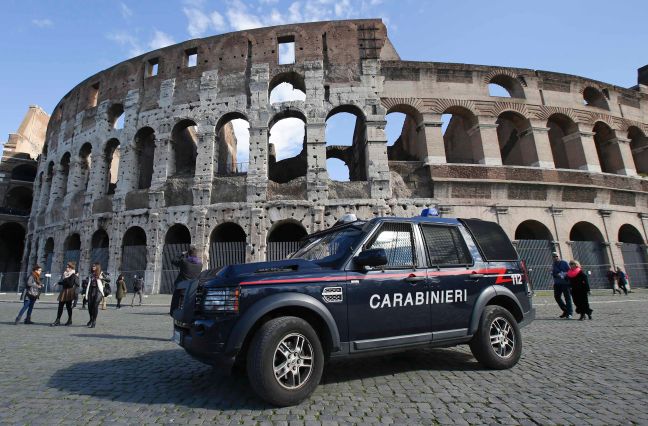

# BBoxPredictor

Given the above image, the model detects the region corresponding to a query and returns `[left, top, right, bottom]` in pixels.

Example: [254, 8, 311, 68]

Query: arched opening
[269, 112, 307, 183]
[514, 220, 554, 290]
[325, 158, 349, 182]
[547, 114, 580, 169]
[90, 229, 109, 271]
[267, 221, 308, 261]
[269, 72, 306, 104]
[487, 75, 525, 99]
[209, 222, 246, 269]
[4, 186, 32, 213]
[628, 126, 648, 175]
[170, 120, 198, 177]
[496, 111, 536, 166]
[104, 138, 120, 195]
[161, 224, 192, 294]
[0, 223, 25, 291]
[121, 226, 147, 289]
[44, 237, 54, 273]
[593, 122, 622, 174]
[11, 164, 36, 182]
[442, 106, 481, 164]
[133, 127, 155, 190]
[215, 113, 249, 176]
[79, 142, 92, 191]
[618, 224, 648, 286]
[385, 108, 424, 161]
[325, 105, 366, 181]
[569, 221, 610, 288]
[63, 233, 81, 271]
[108, 103, 125, 129]
[59, 152, 71, 198]
[583, 87, 609, 110]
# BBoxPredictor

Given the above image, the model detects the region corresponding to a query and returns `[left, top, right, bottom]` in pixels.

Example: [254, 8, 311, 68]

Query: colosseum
[22, 18, 648, 293]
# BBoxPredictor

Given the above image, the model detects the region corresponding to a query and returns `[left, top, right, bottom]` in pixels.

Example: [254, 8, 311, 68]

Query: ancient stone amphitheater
[26, 19, 648, 293]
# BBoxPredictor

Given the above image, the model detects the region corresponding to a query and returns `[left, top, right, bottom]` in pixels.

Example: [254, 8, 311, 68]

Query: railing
[216, 162, 249, 176]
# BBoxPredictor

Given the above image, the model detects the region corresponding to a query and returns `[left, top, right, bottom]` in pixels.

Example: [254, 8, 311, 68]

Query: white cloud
[120, 2, 133, 18]
[106, 31, 143, 57]
[270, 83, 306, 104]
[227, 8, 264, 31]
[149, 30, 175, 50]
[32, 19, 53, 28]
[184, 7, 227, 38]
[269, 118, 305, 161]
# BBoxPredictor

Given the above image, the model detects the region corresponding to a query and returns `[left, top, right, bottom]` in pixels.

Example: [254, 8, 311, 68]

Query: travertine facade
[27, 19, 648, 292]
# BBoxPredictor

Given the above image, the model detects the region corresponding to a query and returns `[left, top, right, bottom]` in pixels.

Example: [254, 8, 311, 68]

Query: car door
[420, 223, 478, 337]
[347, 222, 431, 350]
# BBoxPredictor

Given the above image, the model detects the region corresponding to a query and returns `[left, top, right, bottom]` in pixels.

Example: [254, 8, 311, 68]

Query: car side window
[420, 224, 472, 267]
[366, 222, 415, 268]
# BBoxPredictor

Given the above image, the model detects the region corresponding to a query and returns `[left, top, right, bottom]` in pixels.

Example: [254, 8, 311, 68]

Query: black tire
[469, 306, 522, 369]
[246, 316, 324, 406]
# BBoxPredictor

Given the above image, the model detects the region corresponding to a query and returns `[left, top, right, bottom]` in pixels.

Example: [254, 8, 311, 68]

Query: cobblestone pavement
[1, 290, 647, 425]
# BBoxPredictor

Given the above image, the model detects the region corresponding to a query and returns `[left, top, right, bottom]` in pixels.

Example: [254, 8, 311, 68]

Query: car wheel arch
[468, 286, 524, 335]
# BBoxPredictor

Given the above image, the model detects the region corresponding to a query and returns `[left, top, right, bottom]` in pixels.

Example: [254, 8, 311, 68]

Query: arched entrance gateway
[209, 223, 246, 269]
[161, 224, 192, 294]
[618, 224, 648, 286]
[63, 233, 81, 271]
[514, 220, 554, 290]
[0, 223, 25, 292]
[120, 227, 147, 291]
[91, 229, 110, 271]
[266, 221, 308, 261]
[569, 222, 611, 288]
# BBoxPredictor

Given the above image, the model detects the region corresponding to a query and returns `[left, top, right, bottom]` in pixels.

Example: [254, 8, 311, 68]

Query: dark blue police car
[171, 212, 535, 406]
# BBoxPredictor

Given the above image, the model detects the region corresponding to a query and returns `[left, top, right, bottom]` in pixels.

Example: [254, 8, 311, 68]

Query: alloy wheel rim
[273, 332, 314, 390]
[489, 317, 515, 358]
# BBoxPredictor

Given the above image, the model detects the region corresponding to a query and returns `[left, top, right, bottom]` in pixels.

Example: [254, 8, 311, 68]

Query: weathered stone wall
[26, 19, 648, 292]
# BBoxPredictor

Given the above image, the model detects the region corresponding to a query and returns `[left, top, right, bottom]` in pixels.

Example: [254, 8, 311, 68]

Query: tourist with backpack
[15, 265, 43, 324]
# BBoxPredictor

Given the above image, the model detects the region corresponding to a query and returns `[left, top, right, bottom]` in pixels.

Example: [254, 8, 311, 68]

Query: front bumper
[519, 307, 536, 328]
[174, 318, 237, 370]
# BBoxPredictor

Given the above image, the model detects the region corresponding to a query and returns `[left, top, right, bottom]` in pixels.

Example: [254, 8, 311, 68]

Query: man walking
[130, 275, 145, 307]
[552, 252, 573, 319]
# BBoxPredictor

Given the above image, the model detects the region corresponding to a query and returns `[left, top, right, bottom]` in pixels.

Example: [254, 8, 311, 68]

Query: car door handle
[465, 273, 484, 281]
[405, 275, 426, 283]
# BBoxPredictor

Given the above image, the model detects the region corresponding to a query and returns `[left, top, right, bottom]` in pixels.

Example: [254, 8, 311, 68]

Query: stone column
[365, 120, 391, 199]
[247, 126, 269, 202]
[193, 124, 216, 206]
[79, 230, 92, 278]
[87, 152, 106, 202]
[470, 117, 502, 165]
[108, 224, 122, 282]
[63, 158, 83, 206]
[248, 207, 265, 262]
[306, 120, 328, 202]
[148, 135, 170, 209]
[613, 137, 637, 176]
[146, 213, 163, 294]
[419, 113, 446, 165]
[193, 208, 209, 267]
[572, 129, 601, 172]
[527, 120, 555, 168]
[37, 175, 52, 213]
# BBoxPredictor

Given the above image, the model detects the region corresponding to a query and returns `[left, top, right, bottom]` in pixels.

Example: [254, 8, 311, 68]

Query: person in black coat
[169, 246, 203, 315]
[567, 260, 592, 320]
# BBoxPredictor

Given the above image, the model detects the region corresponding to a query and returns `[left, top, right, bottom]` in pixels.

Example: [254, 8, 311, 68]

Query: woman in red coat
[567, 260, 592, 320]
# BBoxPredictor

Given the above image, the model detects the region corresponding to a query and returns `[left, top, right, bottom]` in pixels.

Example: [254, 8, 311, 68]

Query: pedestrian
[551, 252, 573, 319]
[86, 262, 109, 328]
[130, 275, 144, 307]
[101, 278, 112, 310]
[72, 272, 81, 308]
[80, 278, 88, 309]
[15, 265, 43, 325]
[616, 267, 629, 295]
[567, 260, 592, 320]
[169, 246, 203, 314]
[50, 262, 79, 326]
[607, 268, 622, 295]
[115, 274, 127, 308]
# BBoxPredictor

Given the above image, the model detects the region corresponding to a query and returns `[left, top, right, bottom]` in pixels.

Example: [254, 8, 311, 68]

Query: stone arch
[488, 74, 526, 99]
[215, 112, 249, 176]
[121, 226, 147, 284]
[11, 164, 36, 182]
[325, 104, 367, 181]
[442, 105, 481, 164]
[618, 223, 648, 285]
[618, 224, 644, 244]
[570, 221, 605, 242]
[269, 71, 306, 104]
[90, 229, 110, 271]
[593, 121, 623, 174]
[4, 186, 32, 212]
[162, 224, 192, 293]
[628, 126, 648, 175]
[496, 110, 537, 166]
[267, 220, 308, 261]
[569, 221, 610, 287]
[385, 104, 426, 162]
[209, 222, 246, 269]
[268, 110, 308, 183]
[583, 86, 609, 110]
[133, 127, 156, 189]
[547, 113, 581, 169]
[63, 232, 81, 270]
[108, 103, 125, 129]
[58, 152, 71, 198]
[103, 138, 121, 195]
[515, 220, 554, 240]
[78, 142, 93, 191]
[170, 119, 198, 177]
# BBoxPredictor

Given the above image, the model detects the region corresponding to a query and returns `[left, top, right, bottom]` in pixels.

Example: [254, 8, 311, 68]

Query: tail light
[200, 287, 240, 313]
[521, 260, 533, 295]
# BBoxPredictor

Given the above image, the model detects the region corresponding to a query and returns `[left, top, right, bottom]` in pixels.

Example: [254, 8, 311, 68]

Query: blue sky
[1, 0, 647, 180]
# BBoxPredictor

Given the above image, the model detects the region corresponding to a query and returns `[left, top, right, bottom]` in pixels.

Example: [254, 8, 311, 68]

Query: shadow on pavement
[70, 333, 171, 342]
[47, 346, 481, 410]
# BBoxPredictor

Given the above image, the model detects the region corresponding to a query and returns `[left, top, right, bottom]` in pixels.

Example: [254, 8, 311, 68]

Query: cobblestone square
[1, 291, 647, 425]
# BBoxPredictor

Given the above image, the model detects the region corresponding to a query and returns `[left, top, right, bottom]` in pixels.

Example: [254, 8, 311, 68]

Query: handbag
[103, 282, 112, 297]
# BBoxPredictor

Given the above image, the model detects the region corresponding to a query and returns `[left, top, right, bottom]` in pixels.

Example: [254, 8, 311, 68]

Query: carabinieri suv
[171, 213, 535, 406]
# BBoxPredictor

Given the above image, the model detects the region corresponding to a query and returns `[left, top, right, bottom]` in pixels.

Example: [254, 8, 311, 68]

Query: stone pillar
[572, 129, 601, 172]
[193, 124, 216, 206]
[248, 207, 265, 262]
[37, 175, 52, 213]
[193, 208, 209, 267]
[63, 158, 83, 205]
[88, 152, 106, 202]
[79, 230, 92, 278]
[419, 113, 446, 165]
[306, 120, 328, 202]
[247, 126, 269, 202]
[613, 137, 637, 176]
[527, 120, 555, 168]
[598, 210, 617, 268]
[470, 117, 502, 165]
[146, 213, 163, 294]
[150, 135, 171, 190]
[108, 224, 122, 283]
[548, 207, 570, 260]
[365, 120, 391, 199]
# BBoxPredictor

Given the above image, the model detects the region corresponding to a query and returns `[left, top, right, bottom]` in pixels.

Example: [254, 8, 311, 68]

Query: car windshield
[291, 226, 365, 267]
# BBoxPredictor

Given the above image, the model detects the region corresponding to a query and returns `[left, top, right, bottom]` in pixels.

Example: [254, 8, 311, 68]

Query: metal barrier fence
[161, 243, 190, 294]
[515, 240, 554, 290]
[209, 241, 246, 269]
[267, 241, 302, 262]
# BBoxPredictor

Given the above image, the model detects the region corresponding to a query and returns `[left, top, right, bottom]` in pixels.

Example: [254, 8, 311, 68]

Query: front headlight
[201, 287, 239, 312]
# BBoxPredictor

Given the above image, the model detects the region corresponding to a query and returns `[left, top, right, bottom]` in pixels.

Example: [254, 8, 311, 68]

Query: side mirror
[355, 248, 388, 268]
